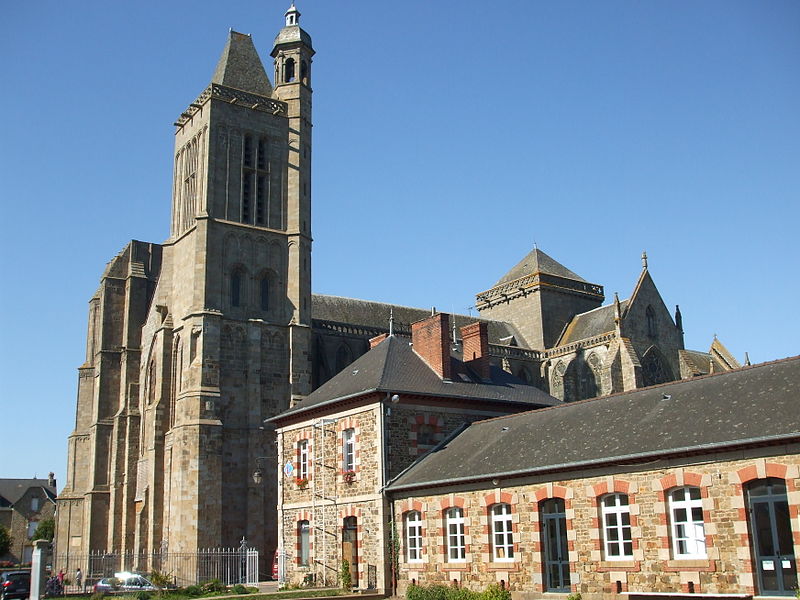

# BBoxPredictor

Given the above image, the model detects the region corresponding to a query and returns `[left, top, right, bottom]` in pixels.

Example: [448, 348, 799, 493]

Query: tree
[0, 524, 12, 556]
[32, 518, 55, 542]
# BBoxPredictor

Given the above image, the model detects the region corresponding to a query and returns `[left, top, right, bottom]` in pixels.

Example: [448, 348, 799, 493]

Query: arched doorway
[342, 517, 358, 588]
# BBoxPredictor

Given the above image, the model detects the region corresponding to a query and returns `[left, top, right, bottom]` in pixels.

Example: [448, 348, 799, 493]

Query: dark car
[1, 571, 30, 600]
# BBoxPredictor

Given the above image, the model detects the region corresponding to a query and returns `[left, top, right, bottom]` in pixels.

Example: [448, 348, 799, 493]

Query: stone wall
[391, 449, 800, 600]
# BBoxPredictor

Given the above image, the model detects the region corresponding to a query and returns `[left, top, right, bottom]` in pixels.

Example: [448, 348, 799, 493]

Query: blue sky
[1, 1, 798, 479]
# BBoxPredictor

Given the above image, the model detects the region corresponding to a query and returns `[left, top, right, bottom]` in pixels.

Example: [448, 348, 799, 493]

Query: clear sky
[1, 1, 798, 480]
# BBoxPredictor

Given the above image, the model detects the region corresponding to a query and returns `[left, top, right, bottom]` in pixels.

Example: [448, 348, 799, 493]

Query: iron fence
[54, 544, 259, 588]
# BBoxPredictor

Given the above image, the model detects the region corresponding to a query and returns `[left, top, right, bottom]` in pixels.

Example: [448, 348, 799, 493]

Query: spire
[211, 31, 272, 97]
[744, 352, 751, 366]
[388, 308, 394, 336]
[614, 292, 622, 336]
[641, 250, 648, 269]
[674, 304, 683, 334]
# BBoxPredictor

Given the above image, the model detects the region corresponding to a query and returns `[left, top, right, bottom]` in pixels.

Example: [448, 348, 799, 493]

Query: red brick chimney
[369, 333, 389, 348]
[461, 322, 490, 380]
[411, 312, 452, 380]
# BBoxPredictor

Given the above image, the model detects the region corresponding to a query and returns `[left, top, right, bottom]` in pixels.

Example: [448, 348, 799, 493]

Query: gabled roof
[273, 335, 560, 422]
[0, 479, 57, 507]
[494, 248, 587, 287]
[211, 31, 273, 97]
[558, 300, 628, 345]
[311, 294, 523, 345]
[388, 356, 800, 491]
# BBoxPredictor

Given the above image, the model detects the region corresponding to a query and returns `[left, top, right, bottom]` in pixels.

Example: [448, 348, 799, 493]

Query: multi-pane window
[490, 504, 514, 561]
[405, 511, 423, 562]
[31, 497, 39, 512]
[342, 429, 355, 472]
[27, 522, 37, 538]
[669, 487, 706, 558]
[298, 440, 309, 480]
[298, 520, 310, 566]
[601, 493, 633, 560]
[445, 507, 466, 562]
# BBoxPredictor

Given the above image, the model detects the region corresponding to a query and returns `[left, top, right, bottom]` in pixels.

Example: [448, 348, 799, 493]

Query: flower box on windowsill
[295, 477, 309, 490]
[342, 470, 356, 484]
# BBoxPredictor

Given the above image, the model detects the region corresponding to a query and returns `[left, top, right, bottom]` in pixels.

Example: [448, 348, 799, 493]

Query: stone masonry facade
[391, 451, 800, 599]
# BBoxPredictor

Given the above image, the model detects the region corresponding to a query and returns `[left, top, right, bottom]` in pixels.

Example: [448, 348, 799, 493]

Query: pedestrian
[75, 568, 83, 591]
[57, 570, 65, 586]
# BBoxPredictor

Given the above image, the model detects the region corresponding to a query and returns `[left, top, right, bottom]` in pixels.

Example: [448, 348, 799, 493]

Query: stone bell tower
[271, 4, 315, 408]
[152, 6, 315, 557]
[58, 3, 314, 568]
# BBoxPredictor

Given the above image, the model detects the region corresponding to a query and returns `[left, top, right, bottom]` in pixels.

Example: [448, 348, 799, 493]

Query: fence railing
[54, 545, 259, 588]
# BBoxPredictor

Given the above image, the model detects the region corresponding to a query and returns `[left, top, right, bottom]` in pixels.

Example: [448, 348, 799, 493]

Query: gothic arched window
[335, 344, 353, 374]
[301, 60, 309, 84]
[646, 305, 657, 337]
[642, 346, 673, 387]
[259, 275, 270, 311]
[230, 269, 244, 308]
[284, 58, 296, 83]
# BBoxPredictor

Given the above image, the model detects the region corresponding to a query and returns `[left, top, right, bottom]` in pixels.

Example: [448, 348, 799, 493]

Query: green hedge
[407, 583, 511, 600]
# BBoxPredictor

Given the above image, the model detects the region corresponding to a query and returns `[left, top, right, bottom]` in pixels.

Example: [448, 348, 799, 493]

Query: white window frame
[298, 440, 309, 480]
[445, 507, 466, 562]
[298, 520, 310, 566]
[669, 487, 706, 559]
[490, 503, 514, 561]
[405, 511, 423, 563]
[601, 493, 633, 560]
[342, 428, 355, 472]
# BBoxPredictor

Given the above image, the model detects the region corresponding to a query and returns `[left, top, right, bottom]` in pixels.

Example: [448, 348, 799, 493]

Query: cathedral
[56, 5, 740, 577]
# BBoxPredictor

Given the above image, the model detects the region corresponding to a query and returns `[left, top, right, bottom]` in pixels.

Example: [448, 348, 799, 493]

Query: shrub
[134, 592, 151, 600]
[202, 579, 225, 593]
[480, 584, 511, 600]
[231, 584, 248, 595]
[407, 584, 509, 600]
[407, 584, 449, 600]
[184, 585, 202, 597]
[340, 560, 351, 590]
[567, 594, 582, 600]
[91, 593, 106, 600]
[149, 570, 173, 590]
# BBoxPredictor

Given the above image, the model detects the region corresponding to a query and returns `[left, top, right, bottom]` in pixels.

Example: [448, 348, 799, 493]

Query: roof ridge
[471, 354, 800, 425]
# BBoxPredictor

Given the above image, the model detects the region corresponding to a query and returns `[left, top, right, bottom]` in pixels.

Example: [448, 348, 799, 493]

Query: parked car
[1, 571, 30, 600]
[93, 573, 157, 593]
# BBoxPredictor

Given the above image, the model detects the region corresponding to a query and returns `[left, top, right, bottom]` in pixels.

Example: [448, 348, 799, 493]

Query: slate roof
[311, 294, 523, 345]
[273, 24, 313, 50]
[388, 356, 800, 491]
[0, 479, 56, 507]
[679, 349, 726, 377]
[211, 31, 273, 98]
[273, 335, 560, 421]
[558, 300, 628, 345]
[494, 248, 587, 287]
